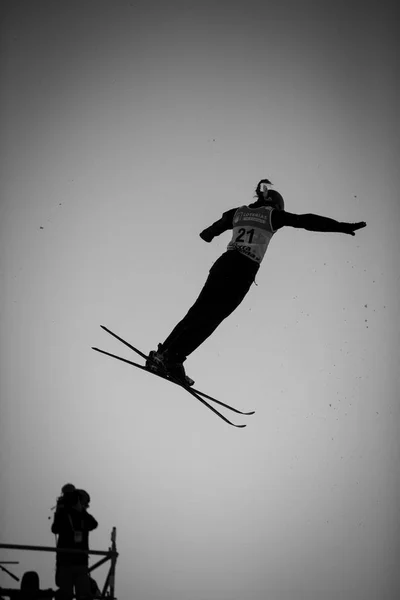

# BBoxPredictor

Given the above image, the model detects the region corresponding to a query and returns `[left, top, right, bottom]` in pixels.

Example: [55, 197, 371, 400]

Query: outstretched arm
[199, 208, 237, 242]
[273, 211, 366, 236]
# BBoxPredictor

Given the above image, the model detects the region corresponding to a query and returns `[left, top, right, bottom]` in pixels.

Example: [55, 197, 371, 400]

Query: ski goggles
[258, 180, 273, 193]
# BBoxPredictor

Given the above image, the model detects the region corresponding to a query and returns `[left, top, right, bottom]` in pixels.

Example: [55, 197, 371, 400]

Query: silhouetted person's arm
[272, 210, 366, 236]
[199, 208, 237, 242]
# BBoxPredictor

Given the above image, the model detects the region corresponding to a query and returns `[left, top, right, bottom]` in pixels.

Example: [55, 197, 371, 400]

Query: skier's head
[251, 179, 285, 211]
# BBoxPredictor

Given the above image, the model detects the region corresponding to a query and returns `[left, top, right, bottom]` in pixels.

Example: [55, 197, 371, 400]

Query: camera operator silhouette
[51, 484, 98, 600]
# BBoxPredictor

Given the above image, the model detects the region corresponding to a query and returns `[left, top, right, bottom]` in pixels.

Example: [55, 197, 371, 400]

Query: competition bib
[227, 205, 275, 263]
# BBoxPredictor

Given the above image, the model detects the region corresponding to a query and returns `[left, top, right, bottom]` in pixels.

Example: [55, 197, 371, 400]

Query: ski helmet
[267, 189, 285, 210]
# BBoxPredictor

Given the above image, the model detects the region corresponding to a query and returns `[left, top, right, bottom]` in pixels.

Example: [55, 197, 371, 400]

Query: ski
[92, 325, 255, 427]
[99, 326, 255, 416]
[92, 346, 246, 428]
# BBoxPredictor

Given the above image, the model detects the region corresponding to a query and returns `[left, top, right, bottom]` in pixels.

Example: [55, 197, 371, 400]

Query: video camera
[55, 483, 80, 512]
[52, 483, 91, 515]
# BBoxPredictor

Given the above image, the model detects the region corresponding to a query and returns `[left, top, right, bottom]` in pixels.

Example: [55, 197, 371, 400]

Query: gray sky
[1, 1, 399, 599]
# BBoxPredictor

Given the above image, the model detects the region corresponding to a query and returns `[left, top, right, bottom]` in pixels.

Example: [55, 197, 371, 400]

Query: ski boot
[164, 353, 195, 387]
[146, 344, 168, 376]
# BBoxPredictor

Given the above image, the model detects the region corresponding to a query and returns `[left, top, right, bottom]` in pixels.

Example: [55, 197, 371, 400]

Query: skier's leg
[169, 270, 255, 360]
[155, 272, 240, 385]
[160, 293, 208, 352]
[146, 265, 222, 382]
[164, 251, 258, 361]
[150, 251, 258, 384]
[159, 252, 236, 352]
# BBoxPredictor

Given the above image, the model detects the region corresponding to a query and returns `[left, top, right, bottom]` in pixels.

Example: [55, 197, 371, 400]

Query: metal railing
[0, 527, 118, 599]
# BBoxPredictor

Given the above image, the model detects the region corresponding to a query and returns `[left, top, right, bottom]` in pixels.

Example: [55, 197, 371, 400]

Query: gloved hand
[341, 221, 367, 236]
[200, 229, 214, 242]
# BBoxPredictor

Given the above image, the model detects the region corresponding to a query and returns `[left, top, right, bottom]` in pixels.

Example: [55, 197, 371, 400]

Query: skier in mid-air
[146, 179, 366, 386]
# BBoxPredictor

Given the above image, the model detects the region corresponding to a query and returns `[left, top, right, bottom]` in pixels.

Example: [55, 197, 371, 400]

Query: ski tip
[100, 325, 114, 335]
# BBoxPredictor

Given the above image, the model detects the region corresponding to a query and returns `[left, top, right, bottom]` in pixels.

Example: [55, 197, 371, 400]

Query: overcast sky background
[1, 1, 399, 599]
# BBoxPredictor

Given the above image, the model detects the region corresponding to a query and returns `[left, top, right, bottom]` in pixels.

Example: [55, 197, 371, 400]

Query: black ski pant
[161, 250, 259, 362]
